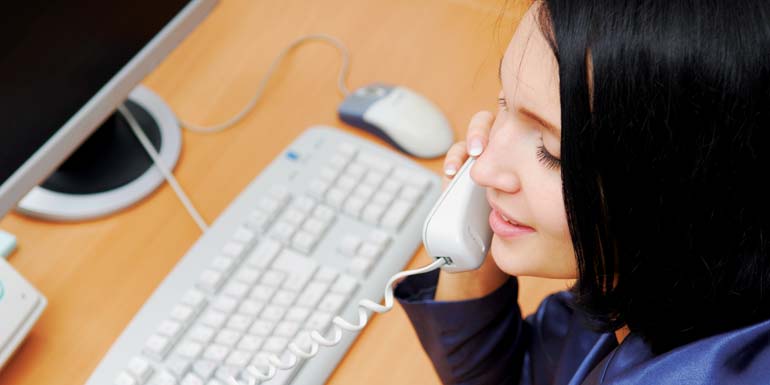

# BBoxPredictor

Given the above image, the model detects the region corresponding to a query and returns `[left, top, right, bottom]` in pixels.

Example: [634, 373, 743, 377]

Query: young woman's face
[471, 4, 577, 279]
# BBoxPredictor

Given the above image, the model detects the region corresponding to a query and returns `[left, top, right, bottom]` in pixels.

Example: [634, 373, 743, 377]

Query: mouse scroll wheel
[357, 86, 386, 98]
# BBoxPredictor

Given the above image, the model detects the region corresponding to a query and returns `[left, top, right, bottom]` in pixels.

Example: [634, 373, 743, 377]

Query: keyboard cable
[122, 34, 353, 232]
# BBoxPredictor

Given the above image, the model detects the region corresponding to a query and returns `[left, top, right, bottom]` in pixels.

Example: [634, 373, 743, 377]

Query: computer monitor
[0, 0, 218, 221]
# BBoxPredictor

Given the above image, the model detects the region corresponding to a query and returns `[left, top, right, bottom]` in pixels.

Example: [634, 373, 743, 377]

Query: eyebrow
[498, 57, 560, 135]
[498, 57, 504, 84]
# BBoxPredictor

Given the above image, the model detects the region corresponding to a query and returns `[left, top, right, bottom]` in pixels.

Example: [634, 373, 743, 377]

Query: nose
[470, 134, 522, 194]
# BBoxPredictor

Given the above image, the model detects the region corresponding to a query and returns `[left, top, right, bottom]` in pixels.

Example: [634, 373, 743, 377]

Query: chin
[489, 235, 577, 279]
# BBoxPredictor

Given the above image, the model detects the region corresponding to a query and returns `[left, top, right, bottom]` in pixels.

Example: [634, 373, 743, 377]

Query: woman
[395, 1, 770, 384]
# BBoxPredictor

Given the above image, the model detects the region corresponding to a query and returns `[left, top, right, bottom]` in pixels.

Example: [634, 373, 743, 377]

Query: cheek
[490, 174, 577, 279]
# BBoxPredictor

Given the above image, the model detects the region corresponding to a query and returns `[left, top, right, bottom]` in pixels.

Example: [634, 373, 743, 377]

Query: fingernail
[469, 138, 484, 156]
[444, 165, 457, 176]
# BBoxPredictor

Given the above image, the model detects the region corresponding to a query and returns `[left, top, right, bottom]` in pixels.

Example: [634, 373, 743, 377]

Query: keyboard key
[245, 239, 282, 269]
[268, 186, 291, 204]
[362, 171, 386, 188]
[367, 229, 391, 248]
[237, 299, 264, 316]
[237, 335, 263, 352]
[318, 293, 349, 314]
[343, 196, 366, 218]
[212, 296, 238, 313]
[304, 312, 333, 332]
[128, 356, 154, 383]
[115, 371, 137, 385]
[157, 320, 183, 340]
[380, 179, 402, 194]
[362, 203, 386, 225]
[261, 270, 286, 287]
[281, 208, 306, 226]
[234, 266, 260, 286]
[200, 310, 227, 329]
[291, 196, 316, 214]
[358, 242, 383, 260]
[222, 242, 246, 259]
[284, 307, 311, 323]
[215, 330, 241, 347]
[192, 360, 217, 380]
[312, 205, 335, 222]
[272, 289, 297, 306]
[269, 221, 296, 243]
[210, 256, 235, 273]
[307, 179, 330, 199]
[301, 217, 328, 236]
[349, 257, 375, 276]
[250, 284, 277, 301]
[325, 187, 347, 208]
[330, 275, 358, 296]
[336, 175, 357, 193]
[338, 234, 361, 257]
[399, 185, 423, 203]
[271, 250, 318, 292]
[345, 163, 366, 179]
[223, 282, 249, 299]
[166, 356, 191, 378]
[249, 319, 276, 336]
[318, 166, 339, 182]
[225, 350, 252, 367]
[181, 373, 204, 385]
[180, 289, 207, 312]
[260, 305, 287, 321]
[149, 371, 177, 385]
[263, 336, 289, 353]
[197, 270, 224, 293]
[188, 325, 215, 344]
[232, 227, 256, 245]
[372, 191, 394, 207]
[380, 199, 413, 230]
[328, 154, 349, 171]
[314, 267, 339, 283]
[291, 230, 318, 254]
[202, 345, 229, 363]
[245, 209, 272, 233]
[296, 282, 329, 307]
[274, 321, 301, 338]
[226, 314, 253, 332]
[144, 334, 172, 360]
[352, 184, 375, 201]
[176, 341, 204, 359]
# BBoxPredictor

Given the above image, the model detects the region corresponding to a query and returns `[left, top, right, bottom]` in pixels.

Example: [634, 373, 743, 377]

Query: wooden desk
[0, 1, 571, 384]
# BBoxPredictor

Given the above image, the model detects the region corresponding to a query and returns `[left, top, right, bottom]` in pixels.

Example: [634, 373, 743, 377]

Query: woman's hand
[434, 111, 511, 301]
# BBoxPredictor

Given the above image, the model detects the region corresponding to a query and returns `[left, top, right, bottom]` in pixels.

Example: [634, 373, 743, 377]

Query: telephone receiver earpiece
[422, 157, 493, 272]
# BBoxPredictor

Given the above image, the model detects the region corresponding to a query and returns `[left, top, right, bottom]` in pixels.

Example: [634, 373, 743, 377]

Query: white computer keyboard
[86, 126, 442, 385]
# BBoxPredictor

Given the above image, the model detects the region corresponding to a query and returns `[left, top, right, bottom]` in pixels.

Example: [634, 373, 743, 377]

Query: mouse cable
[180, 33, 352, 134]
[227, 257, 450, 385]
[120, 104, 210, 232]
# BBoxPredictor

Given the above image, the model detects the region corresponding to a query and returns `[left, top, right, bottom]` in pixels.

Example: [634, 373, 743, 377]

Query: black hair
[535, 0, 770, 353]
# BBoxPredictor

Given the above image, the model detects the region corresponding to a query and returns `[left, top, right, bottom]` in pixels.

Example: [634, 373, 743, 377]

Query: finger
[443, 141, 468, 179]
[466, 111, 494, 156]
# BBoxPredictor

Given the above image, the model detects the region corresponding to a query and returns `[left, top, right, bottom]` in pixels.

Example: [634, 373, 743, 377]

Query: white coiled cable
[227, 257, 449, 385]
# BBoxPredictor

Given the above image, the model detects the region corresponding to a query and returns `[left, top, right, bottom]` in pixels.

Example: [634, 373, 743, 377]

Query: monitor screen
[0, 0, 216, 218]
[0, 0, 189, 185]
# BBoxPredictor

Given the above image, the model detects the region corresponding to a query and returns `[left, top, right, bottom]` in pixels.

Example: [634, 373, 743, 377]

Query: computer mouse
[337, 83, 454, 159]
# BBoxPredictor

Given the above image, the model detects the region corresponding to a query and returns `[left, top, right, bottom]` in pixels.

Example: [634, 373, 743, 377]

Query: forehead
[500, 4, 561, 132]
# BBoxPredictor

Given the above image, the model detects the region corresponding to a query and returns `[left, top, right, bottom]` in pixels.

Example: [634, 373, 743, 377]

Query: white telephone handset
[422, 157, 493, 272]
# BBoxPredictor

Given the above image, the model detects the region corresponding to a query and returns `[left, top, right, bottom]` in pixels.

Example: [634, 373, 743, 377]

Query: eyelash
[537, 145, 561, 170]
[498, 96, 561, 170]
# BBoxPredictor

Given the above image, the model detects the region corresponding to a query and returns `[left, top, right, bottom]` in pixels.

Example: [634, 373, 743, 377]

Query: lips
[487, 200, 535, 238]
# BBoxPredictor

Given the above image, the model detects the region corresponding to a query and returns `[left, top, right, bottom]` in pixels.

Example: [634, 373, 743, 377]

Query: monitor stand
[16, 86, 182, 221]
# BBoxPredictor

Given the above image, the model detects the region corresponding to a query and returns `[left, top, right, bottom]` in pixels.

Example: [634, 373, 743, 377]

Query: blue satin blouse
[394, 270, 770, 385]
